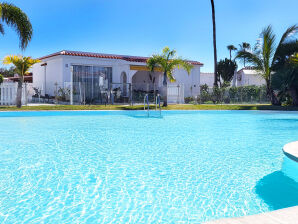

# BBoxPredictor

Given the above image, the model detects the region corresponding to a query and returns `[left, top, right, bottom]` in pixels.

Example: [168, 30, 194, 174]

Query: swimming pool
[1, 110, 298, 223]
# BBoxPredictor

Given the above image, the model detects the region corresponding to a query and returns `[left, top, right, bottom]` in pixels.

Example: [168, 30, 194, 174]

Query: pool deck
[204, 206, 298, 224]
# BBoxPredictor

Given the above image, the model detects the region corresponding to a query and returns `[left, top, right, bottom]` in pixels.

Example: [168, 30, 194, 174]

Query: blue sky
[0, 0, 297, 72]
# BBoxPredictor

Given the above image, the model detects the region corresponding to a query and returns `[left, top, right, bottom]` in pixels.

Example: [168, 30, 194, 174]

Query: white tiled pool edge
[205, 141, 298, 224]
[204, 206, 298, 224]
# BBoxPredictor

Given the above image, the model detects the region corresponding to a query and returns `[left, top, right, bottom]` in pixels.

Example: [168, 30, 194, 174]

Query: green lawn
[0, 104, 298, 111]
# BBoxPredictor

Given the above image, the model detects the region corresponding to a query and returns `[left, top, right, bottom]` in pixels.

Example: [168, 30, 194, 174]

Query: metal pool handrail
[155, 94, 161, 116]
[144, 94, 149, 116]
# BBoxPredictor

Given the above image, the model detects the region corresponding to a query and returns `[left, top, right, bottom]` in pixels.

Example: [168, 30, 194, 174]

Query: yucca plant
[236, 25, 298, 105]
[0, 2, 32, 49]
[147, 47, 193, 106]
[3, 55, 40, 107]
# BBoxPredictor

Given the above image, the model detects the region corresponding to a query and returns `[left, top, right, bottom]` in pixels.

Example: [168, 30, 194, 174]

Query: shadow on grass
[255, 171, 298, 210]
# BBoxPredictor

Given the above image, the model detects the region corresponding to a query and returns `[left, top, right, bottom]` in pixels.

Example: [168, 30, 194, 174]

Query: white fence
[167, 84, 184, 104]
[0, 83, 33, 106]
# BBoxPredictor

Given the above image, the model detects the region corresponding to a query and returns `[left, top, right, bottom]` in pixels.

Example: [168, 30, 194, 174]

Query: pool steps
[283, 141, 298, 162]
[204, 141, 298, 224]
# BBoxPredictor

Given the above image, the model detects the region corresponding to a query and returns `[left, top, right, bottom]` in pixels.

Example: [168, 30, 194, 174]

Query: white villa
[32, 50, 203, 104]
[201, 67, 266, 88]
[235, 67, 266, 87]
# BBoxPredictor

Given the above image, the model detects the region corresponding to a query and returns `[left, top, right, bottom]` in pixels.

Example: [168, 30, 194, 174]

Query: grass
[0, 104, 298, 111]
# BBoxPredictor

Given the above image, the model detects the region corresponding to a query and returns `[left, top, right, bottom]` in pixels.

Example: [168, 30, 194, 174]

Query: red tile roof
[38, 50, 203, 66]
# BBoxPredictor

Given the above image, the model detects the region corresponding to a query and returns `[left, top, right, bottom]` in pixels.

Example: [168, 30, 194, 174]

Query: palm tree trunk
[266, 78, 280, 106]
[270, 90, 280, 106]
[163, 71, 168, 107]
[210, 0, 218, 87]
[229, 50, 232, 61]
[289, 88, 298, 106]
[16, 77, 23, 108]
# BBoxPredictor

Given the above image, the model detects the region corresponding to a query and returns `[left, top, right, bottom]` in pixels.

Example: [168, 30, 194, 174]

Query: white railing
[167, 84, 184, 104]
[0, 82, 32, 106]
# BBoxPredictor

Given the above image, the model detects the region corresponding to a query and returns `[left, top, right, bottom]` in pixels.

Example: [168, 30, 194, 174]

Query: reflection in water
[255, 170, 298, 210]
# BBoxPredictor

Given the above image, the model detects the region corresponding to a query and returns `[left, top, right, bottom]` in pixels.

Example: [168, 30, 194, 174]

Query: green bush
[0, 74, 3, 84]
[199, 84, 211, 103]
[184, 96, 195, 104]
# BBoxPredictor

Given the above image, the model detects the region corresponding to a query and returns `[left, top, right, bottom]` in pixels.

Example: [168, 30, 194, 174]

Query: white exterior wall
[32, 54, 202, 99]
[236, 70, 266, 87]
[171, 66, 201, 97]
[32, 56, 63, 96]
[61, 56, 132, 84]
[200, 72, 214, 87]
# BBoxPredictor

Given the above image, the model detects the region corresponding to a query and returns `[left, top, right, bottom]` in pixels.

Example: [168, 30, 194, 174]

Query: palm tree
[147, 47, 193, 106]
[3, 55, 40, 107]
[238, 42, 251, 67]
[236, 25, 298, 105]
[210, 0, 218, 87]
[227, 45, 237, 60]
[0, 2, 32, 49]
[271, 45, 298, 105]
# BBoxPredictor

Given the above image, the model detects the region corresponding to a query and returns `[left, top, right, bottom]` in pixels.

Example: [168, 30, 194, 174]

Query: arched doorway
[120, 72, 127, 96]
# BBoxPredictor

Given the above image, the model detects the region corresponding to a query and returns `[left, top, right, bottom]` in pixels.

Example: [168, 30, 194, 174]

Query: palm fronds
[1, 2, 33, 49]
[3, 55, 40, 76]
[273, 24, 298, 64]
[147, 47, 194, 84]
[261, 25, 276, 78]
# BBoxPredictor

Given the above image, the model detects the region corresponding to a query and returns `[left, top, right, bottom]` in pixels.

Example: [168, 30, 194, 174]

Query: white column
[44, 66, 47, 95]
[70, 65, 73, 105]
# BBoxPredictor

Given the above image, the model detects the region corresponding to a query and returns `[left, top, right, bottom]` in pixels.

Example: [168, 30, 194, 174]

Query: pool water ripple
[0, 110, 298, 223]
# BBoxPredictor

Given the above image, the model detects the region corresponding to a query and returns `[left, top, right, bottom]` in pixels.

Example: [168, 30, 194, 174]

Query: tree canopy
[3, 55, 39, 76]
[236, 25, 298, 105]
[0, 2, 32, 49]
[147, 47, 193, 84]
[217, 58, 237, 85]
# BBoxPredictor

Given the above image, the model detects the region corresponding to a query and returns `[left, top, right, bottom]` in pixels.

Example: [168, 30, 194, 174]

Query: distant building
[200, 72, 214, 87]
[200, 67, 265, 88]
[3, 73, 33, 83]
[235, 67, 265, 87]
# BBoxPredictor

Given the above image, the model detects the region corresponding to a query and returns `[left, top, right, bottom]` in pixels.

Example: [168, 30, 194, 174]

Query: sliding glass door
[72, 65, 112, 104]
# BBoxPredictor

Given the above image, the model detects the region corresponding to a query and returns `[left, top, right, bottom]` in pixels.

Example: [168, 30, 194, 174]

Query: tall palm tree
[0, 2, 32, 49]
[210, 0, 218, 87]
[227, 45, 237, 60]
[236, 25, 298, 105]
[147, 47, 193, 106]
[238, 42, 251, 67]
[3, 55, 40, 107]
[271, 45, 298, 105]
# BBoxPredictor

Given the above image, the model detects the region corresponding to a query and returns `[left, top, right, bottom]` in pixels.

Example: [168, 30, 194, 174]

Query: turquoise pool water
[1, 110, 298, 223]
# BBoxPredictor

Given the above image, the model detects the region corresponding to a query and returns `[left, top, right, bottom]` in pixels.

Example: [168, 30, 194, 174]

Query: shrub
[197, 85, 269, 104]
[184, 96, 194, 104]
[199, 84, 211, 103]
